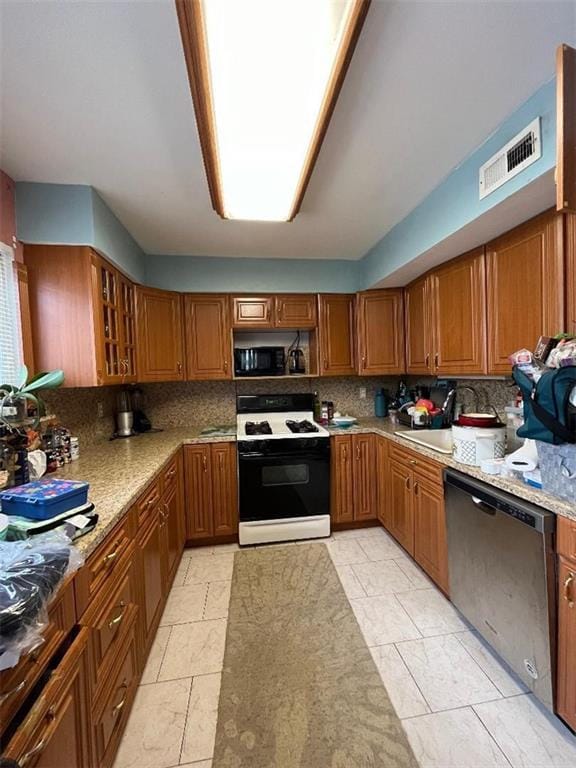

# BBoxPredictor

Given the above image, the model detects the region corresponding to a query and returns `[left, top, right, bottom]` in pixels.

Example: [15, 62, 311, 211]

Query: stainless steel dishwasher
[445, 469, 556, 711]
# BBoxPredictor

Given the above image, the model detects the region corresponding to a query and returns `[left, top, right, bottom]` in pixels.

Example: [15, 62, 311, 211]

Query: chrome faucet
[442, 385, 480, 425]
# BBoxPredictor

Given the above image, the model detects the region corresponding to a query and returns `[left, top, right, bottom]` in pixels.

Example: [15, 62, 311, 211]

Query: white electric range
[236, 393, 331, 545]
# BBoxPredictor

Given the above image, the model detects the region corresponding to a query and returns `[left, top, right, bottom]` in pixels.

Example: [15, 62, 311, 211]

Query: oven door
[238, 443, 330, 522]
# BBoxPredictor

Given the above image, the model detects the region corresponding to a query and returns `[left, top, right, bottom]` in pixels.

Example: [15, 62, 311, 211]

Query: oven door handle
[239, 452, 327, 461]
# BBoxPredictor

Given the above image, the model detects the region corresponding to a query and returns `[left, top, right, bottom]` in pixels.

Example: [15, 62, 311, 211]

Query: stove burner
[245, 420, 272, 436]
[286, 419, 319, 434]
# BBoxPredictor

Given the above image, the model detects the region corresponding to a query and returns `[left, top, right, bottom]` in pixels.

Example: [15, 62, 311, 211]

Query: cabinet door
[405, 276, 432, 375]
[136, 287, 184, 381]
[184, 294, 231, 380]
[162, 481, 185, 586]
[318, 294, 356, 376]
[352, 434, 376, 520]
[413, 476, 448, 593]
[184, 445, 213, 539]
[15, 263, 35, 373]
[557, 556, 576, 731]
[274, 295, 317, 328]
[211, 442, 238, 537]
[376, 436, 389, 528]
[93, 255, 124, 385]
[2, 629, 91, 768]
[119, 275, 137, 381]
[138, 510, 164, 652]
[330, 435, 354, 523]
[486, 211, 564, 374]
[231, 296, 274, 327]
[567, 213, 576, 334]
[357, 290, 405, 375]
[431, 249, 487, 376]
[388, 460, 414, 555]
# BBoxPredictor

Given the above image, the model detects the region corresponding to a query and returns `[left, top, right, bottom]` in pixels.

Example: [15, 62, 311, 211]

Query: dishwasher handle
[472, 496, 497, 516]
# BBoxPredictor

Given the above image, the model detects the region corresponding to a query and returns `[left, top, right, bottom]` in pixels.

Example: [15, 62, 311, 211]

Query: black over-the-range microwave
[234, 346, 286, 377]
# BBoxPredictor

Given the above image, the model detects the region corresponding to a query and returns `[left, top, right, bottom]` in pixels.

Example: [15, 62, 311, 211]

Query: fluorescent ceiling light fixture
[176, 0, 370, 221]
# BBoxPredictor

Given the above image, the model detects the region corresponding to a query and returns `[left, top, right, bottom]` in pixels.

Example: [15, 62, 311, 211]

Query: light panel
[176, 0, 370, 222]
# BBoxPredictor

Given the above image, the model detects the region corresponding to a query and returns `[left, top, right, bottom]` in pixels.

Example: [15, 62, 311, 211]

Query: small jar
[70, 437, 80, 461]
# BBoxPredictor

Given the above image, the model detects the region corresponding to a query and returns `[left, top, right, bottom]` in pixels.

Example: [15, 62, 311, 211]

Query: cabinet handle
[410, 459, 417, 465]
[434, 353, 439, 369]
[356, 445, 361, 460]
[219, 453, 224, 470]
[146, 496, 157, 508]
[112, 682, 129, 718]
[361, 355, 366, 367]
[166, 467, 176, 479]
[425, 353, 430, 369]
[20, 739, 47, 766]
[0, 678, 27, 704]
[224, 360, 228, 372]
[414, 482, 419, 496]
[177, 361, 183, 374]
[203, 455, 208, 473]
[564, 572, 574, 608]
[405, 477, 411, 491]
[108, 601, 127, 629]
[102, 549, 118, 567]
[342, 447, 347, 462]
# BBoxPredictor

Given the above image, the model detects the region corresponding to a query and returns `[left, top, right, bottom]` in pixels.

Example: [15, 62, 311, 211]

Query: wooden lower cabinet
[184, 442, 238, 541]
[557, 516, 576, 731]
[413, 477, 449, 593]
[331, 434, 376, 524]
[2, 628, 92, 768]
[387, 459, 415, 555]
[137, 509, 164, 656]
[386, 444, 448, 593]
[375, 435, 389, 527]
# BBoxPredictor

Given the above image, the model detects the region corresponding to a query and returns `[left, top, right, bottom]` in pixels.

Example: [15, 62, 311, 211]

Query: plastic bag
[0, 530, 84, 670]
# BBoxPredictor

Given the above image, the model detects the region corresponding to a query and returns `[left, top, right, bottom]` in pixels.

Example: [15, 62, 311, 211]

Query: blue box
[0, 478, 89, 520]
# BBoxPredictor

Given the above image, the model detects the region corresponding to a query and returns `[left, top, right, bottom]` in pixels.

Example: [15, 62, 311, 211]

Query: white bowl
[332, 416, 357, 427]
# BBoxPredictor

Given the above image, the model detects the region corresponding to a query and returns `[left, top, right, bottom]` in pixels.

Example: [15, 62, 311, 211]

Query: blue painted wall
[15, 78, 557, 292]
[360, 78, 556, 288]
[143, 253, 360, 293]
[15, 182, 146, 282]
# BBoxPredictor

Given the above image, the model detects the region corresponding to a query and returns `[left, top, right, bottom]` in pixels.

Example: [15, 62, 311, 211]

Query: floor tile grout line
[452, 630, 526, 699]
[387, 640, 433, 716]
[469, 704, 516, 768]
[178, 673, 197, 766]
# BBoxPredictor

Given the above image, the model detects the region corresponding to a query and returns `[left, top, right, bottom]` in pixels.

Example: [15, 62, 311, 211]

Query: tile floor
[113, 527, 576, 768]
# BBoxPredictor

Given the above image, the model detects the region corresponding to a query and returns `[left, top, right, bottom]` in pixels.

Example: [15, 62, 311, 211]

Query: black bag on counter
[513, 365, 576, 445]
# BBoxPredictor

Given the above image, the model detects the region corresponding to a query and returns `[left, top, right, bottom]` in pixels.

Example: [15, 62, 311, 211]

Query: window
[0, 243, 23, 386]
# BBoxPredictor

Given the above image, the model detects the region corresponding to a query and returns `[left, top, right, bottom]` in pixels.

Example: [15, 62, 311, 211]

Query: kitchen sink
[395, 429, 453, 454]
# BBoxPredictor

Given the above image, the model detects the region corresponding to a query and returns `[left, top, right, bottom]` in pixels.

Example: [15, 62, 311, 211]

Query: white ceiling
[1, 0, 575, 261]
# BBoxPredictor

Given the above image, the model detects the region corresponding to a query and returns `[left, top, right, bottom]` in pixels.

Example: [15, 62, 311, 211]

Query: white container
[452, 424, 506, 467]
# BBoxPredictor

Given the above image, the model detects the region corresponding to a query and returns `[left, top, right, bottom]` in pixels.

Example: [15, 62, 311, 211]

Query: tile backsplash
[40, 375, 517, 448]
[40, 376, 399, 443]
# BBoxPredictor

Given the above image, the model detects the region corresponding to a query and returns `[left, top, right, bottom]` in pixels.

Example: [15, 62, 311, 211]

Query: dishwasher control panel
[499, 502, 537, 528]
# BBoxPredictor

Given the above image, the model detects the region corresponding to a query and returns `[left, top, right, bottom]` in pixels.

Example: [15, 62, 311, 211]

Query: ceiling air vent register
[479, 118, 541, 200]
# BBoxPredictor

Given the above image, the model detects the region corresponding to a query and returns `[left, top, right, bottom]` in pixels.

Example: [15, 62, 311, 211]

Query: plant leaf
[17, 364, 28, 390]
[21, 369, 65, 393]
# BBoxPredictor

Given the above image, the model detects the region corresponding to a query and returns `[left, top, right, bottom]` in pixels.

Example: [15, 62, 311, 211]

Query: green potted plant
[0, 366, 65, 429]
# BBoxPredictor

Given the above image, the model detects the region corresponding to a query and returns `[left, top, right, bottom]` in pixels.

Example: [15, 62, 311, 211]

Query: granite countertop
[46, 416, 574, 561]
[328, 418, 576, 522]
[51, 428, 237, 558]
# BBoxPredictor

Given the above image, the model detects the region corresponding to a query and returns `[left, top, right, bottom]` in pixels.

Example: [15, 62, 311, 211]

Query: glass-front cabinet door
[92, 253, 137, 384]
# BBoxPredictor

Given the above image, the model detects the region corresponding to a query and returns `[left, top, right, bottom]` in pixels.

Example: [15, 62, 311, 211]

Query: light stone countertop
[49, 417, 574, 561]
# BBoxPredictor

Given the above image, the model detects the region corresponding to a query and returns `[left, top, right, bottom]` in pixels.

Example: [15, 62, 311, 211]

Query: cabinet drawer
[2, 628, 91, 768]
[93, 626, 140, 768]
[75, 511, 135, 618]
[162, 453, 179, 494]
[136, 478, 162, 524]
[557, 516, 576, 561]
[81, 552, 138, 697]
[389, 442, 443, 485]
[0, 577, 76, 735]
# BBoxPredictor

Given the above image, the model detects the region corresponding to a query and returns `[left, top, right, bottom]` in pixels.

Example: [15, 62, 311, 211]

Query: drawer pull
[166, 468, 176, 479]
[20, 738, 46, 766]
[102, 550, 119, 567]
[112, 682, 128, 718]
[0, 678, 27, 704]
[564, 572, 574, 608]
[108, 601, 127, 629]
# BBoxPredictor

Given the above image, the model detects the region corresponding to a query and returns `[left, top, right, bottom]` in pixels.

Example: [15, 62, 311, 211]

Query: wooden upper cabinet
[274, 294, 317, 328]
[357, 289, 405, 375]
[486, 210, 564, 374]
[93, 253, 137, 385]
[431, 248, 487, 376]
[184, 294, 231, 380]
[318, 294, 355, 376]
[136, 286, 184, 381]
[405, 275, 431, 375]
[231, 296, 274, 327]
[567, 214, 576, 333]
